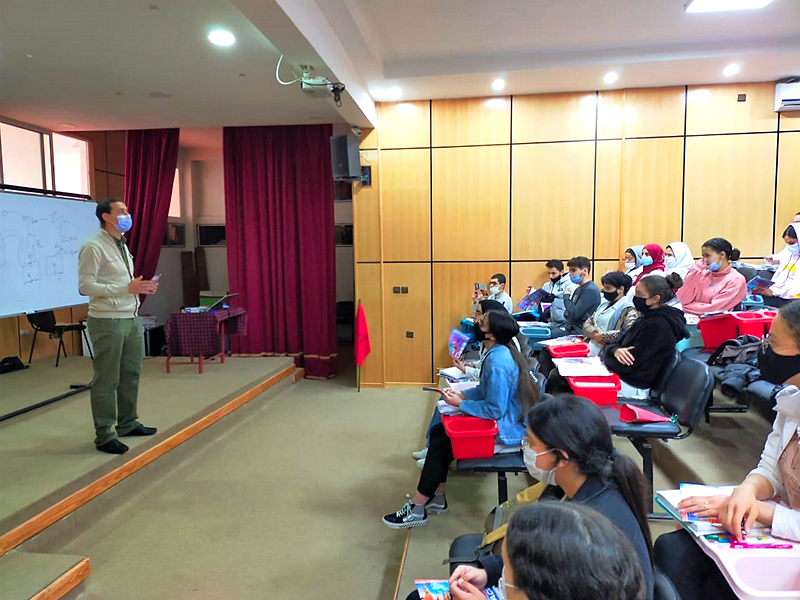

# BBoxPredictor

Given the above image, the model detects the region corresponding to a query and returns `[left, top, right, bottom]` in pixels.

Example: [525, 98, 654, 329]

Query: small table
[165, 307, 248, 374]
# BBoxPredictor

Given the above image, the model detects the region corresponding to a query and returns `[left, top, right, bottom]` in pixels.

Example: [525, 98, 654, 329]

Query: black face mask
[632, 296, 650, 312]
[550, 276, 561, 284]
[603, 290, 619, 303]
[758, 345, 800, 385]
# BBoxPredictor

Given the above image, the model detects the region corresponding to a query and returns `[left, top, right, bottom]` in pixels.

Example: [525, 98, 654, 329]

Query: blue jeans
[425, 410, 442, 448]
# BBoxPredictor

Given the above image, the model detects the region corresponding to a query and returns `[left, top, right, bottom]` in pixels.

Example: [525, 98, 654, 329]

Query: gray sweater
[78, 229, 139, 318]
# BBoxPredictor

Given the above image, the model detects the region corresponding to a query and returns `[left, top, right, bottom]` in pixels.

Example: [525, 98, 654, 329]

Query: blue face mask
[115, 214, 133, 233]
[641, 256, 654, 267]
[707, 260, 722, 272]
[569, 273, 583, 284]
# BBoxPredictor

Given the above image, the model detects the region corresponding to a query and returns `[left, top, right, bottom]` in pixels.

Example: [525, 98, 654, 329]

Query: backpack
[0, 356, 28, 375]
[706, 335, 761, 367]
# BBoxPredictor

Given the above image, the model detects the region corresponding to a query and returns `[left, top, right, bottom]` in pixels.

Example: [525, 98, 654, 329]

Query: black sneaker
[382, 501, 427, 529]
[120, 424, 157, 437]
[425, 496, 449, 515]
[96, 439, 129, 454]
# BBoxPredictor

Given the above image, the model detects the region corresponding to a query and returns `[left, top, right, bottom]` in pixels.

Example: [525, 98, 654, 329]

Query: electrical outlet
[401, 287, 408, 294]
[406, 331, 414, 338]
[393, 286, 401, 294]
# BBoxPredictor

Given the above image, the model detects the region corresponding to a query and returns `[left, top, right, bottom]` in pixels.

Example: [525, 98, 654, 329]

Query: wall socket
[401, 287, 408, 294]
[406, 331, 414, 338]
[393, 286, 401, 294]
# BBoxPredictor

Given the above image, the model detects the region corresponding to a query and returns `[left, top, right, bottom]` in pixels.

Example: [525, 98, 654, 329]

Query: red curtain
[124, 129, 180, 294]
[223, 125, 337, 379]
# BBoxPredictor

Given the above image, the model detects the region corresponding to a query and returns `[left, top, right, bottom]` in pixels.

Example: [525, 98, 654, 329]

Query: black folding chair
[27, 311, 93, 367]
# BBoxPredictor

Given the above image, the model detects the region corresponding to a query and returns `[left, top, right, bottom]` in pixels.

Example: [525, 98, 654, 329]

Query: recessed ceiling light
[25, 54, 32, 59]
[492, 78, 506, 91]
[59, 123, 76, 129]
[150, 91, 171, 99]
[603, 71, 619, 85]
[723, 63, 740, 77]
[208, 29, 235, 47]
[685, 0, 773, 12]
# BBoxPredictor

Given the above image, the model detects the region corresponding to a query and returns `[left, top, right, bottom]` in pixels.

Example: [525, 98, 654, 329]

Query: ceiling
[0, 0, 798, 143]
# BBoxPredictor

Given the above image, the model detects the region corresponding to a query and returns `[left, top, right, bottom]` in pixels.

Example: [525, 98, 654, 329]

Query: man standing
[78, 199, 158, 454]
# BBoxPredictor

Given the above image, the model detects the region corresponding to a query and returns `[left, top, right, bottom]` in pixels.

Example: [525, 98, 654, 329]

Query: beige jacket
[78, 229, 139, 318]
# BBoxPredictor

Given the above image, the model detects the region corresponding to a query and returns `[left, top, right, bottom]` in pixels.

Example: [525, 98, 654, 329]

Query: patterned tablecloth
[165, 307, 248, 357]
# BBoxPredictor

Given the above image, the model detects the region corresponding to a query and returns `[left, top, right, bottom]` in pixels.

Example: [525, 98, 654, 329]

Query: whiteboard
[0, 191, 97, 318]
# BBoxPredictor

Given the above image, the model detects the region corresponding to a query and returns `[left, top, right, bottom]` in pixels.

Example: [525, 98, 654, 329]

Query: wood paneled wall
[354, 82, 795, 385]
[0, 131, 125, 361]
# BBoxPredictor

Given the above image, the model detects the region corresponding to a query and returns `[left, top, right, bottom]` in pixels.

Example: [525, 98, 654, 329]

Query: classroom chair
[600, 357, 714, 518]
[26, 311, 93, 367]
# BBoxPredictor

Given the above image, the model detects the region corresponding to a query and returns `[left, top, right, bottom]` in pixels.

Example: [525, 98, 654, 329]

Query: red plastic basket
[697, 314, 738, 349]
[566, 374, 622, 406]
[442, 415, 498, 459]
[547, 342, 591, 358]
[732, 311, 774, 338]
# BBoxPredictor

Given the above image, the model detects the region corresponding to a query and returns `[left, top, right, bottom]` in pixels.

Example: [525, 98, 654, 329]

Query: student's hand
[591, 332, 605, 344]
[614, 347, 635, 366]
[453, 357, 467, 373]
[442, 389, 465, 407]
[450, 578, 486, 600]
[720, 484, 760, 541]
[765, 257, 779, 265]
[128, 276, 158, 295]
[449, 566, 488, 590]
[757, 287, 774, 297]
[678, 494, 729, 519]
[471, 290, 481, 303]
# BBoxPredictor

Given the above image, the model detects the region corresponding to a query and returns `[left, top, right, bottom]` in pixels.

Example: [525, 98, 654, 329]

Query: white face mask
[665, 256, 677, 269]
[523, 445, 557, 486]
[624, 261, 636, 271]
[489, 286, 500, 296]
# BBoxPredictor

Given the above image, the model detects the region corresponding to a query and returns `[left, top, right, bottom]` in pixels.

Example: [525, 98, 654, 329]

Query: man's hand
[128, 276, 158, 295]
[614, 346, 635, 366]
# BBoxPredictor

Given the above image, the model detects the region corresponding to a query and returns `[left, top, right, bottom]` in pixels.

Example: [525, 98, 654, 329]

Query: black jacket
[479, 477, 654, 600]
[602, 305, 689, 389]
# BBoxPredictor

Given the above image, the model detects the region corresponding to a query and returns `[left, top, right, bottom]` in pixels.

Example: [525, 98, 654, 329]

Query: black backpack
[706, 335, 762, 367]
[0, 356, 28, 375]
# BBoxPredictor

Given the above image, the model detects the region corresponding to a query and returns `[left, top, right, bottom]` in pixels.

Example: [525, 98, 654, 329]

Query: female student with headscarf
[627, 244, 666, 297]
[665, 242, 694, 279]
[654, 301, 800, 600]
[624, 245, 644, 280]
[755, 223, 800, 307]
[676, 238, 746, 316]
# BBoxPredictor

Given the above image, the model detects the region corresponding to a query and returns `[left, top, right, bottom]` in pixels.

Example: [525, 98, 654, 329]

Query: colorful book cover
[414, 580, 451, 600]
[518, 287, 548, 310]
[449, 328, 471, 359]
[747, 276, 774, 292]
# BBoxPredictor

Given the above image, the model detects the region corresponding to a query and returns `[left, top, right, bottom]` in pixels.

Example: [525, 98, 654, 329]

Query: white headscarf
[665, 242, 694, 278]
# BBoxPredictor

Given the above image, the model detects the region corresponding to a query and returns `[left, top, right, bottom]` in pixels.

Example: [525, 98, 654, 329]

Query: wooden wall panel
[359, 127, 378, 150]
[620, 137, 684, 250]
[105, 131, 126, 175]
[433, 262, 507, 372]
[0, 316, 20, 358]
[684, 133, 777, 258]
[510, 262, 550, 304]
[775, 132, 800, 250]
[353, 150, 381, 263]
[595, 140, 622, 260]
[593, 260, 622, 285]
[377, 101, 430, 149]
[513, 92, 596, 143]
[511, 141, 595, 260]
[380, 149, 431, 261]
[108, 174, 125, 200]
[383, 263, 432, 383]
[432, 97, 511, 147]
[355, 263, 384, 385]
[781, 112, 800, 132]
[686, 83, 778, 135]
[78, 131, 107, 172]
[623, 87, 686, 138]
[92, 171, 109, 200]
[432, 146, 510, 261]
[597, 90, 624, 140]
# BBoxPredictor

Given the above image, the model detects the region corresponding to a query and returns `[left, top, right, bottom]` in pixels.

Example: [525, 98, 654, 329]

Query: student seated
[603, 274, 689, 396]
[452, 299, 508, 381]
[488, 273, 513, 313]
[624, 245, 645, 280]
[583, 271, 638, 356]
[447, 503, 647, 600]
[755, 224, 800, 307]
[664, 241, 694, 279]
[437, 395, 654, 600]
[676, 237, 746, 316]
[538, 259, 575, 323]
[767, 212, 800, 265]
[654, 305, 800, 600]
[628, 244, 666, 294]
[549, 256, 601, 337]
[383, 310, 538, 529]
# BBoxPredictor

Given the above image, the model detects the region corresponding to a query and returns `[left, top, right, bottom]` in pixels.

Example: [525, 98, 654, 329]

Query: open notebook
[656, 484, 769, 536]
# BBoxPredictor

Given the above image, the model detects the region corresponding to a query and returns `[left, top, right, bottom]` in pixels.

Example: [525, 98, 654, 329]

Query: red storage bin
[697, 314, 738, 349]
[732, 311, 773, 338]
[442, 415, 498, 459]
[566, 374, 622, 406]
[547, 342, 591, 358]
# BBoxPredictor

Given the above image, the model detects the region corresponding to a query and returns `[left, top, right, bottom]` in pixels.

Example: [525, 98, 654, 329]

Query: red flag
[355, 302, 371, 367]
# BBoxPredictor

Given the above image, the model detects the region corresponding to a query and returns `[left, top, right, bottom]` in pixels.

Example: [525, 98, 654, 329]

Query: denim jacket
[460, 344, 526, 445]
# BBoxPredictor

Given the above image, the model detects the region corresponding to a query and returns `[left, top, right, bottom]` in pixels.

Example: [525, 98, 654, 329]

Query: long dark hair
[506, 503, 646, 600]
[478, 299, 505, 314]
[526, 395, 652, 558]
[484, 310, 539, 421]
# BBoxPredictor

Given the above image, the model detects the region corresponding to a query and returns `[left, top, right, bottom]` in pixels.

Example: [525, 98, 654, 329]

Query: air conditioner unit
[775, 82, 800, 112]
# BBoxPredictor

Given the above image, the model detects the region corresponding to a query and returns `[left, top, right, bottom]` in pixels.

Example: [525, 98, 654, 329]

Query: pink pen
[729, 541, 793, 549]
